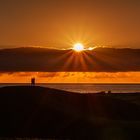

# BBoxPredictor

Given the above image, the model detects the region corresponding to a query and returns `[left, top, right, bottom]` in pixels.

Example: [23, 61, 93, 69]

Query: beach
[0, 86, 140, 139]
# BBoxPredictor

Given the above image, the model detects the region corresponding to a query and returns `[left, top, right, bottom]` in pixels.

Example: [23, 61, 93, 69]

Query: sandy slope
[0, 86, 140, 139]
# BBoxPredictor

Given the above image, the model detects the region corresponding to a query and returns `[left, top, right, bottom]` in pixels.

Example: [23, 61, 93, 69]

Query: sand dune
[0, 86, 140, 139]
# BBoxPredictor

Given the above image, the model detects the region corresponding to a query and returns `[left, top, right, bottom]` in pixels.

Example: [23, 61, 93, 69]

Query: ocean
[0, 83, 140, 93]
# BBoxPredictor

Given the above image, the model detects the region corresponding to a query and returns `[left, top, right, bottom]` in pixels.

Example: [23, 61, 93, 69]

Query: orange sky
[0, 1, 140, 83]
[0, 0, 140, 48]
[0, 72, 140, 83]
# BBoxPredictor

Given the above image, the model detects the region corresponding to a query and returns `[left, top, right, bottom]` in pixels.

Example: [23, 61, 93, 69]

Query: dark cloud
[0, 47, 140, 72]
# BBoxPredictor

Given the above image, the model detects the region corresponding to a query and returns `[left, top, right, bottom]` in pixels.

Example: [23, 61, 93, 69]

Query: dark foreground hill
[0, 86, 140, 139]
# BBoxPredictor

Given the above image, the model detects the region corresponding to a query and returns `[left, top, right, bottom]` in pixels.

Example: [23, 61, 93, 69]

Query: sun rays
[72, 42, 96, 52]
[73, 43, 85, 52]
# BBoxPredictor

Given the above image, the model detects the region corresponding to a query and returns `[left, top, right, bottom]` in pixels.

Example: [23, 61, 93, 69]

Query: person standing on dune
[31, 77, 36, 86]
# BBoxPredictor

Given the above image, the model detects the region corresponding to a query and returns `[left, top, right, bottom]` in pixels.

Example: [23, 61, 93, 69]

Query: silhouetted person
[31, 77, 35, 86]
[108, 90, 112, 94]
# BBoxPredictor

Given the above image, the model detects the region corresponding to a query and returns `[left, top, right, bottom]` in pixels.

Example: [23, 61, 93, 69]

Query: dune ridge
[0, 86, 140, 139]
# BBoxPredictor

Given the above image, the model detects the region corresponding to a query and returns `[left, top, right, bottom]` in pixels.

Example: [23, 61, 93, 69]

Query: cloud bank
[1, 72, 140, 83]
[0, 47, 140, 72]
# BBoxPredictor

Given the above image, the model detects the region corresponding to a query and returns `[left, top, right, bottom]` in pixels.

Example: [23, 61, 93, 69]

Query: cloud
[38, 72, 60, 78]
[0, 47, 140, 72]
[1, 72, 140, 83]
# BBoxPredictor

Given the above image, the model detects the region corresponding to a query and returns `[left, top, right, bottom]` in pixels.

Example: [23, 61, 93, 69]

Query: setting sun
[73, 43, 85, 52]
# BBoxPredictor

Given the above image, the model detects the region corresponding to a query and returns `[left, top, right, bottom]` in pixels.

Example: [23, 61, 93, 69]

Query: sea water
[0, 83, 140, 93]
